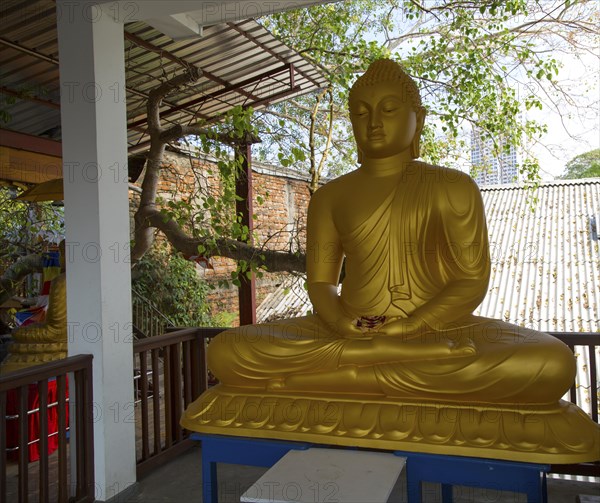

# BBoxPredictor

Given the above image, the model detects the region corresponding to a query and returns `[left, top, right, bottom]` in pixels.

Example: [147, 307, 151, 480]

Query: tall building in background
[471, 128, 519, 185]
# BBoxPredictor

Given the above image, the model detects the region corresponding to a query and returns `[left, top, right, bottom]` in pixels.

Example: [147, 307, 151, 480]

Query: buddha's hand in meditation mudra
[337, 315, 477, 363]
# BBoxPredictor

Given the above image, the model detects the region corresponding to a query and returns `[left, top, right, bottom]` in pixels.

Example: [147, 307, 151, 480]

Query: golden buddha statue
[1, 241, 68, 374]
[182, 59, 599, 463]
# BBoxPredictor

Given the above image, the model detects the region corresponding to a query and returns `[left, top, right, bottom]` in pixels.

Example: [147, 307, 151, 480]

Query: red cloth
[6, 379, 69, 462]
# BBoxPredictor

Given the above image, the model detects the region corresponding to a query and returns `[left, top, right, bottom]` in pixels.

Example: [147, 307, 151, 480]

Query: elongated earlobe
[410, 137, 420, 159]
[357, 147, 363, 164]
[411, 106, 426, 159]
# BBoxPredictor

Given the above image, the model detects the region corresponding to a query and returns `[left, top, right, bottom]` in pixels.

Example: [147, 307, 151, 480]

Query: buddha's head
[349, 59, 426, 162]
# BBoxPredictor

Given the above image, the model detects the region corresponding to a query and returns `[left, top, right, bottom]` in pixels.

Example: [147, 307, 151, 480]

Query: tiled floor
[127, 445, 599, 503]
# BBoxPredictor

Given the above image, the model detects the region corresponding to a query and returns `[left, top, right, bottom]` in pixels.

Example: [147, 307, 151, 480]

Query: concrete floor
[127, 445, 599, 503]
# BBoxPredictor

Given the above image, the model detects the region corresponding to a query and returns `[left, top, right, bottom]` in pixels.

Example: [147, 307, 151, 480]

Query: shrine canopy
[0, 2, 328, 182]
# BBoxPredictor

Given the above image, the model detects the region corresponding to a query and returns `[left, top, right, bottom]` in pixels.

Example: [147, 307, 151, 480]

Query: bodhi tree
[128, 71, 306, 279]
[132, 0, 596, 278]
[257, 0, 598, 189]
[3, 0, 596, 297]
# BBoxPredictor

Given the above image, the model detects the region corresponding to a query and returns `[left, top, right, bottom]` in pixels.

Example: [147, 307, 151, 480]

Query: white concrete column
[56, 2, 136, 500]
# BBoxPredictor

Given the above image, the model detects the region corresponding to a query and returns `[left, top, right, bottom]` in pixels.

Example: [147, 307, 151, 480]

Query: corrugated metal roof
[476, 178, 599, 332]
[257, 276, 313, 322]
[0, 0, 327, 153]
[257, 178, 600, 332]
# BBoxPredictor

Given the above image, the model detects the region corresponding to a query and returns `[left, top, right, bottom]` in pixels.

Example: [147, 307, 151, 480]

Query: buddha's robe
[209, 164, 575, 404]
[1, 273, 68, 374]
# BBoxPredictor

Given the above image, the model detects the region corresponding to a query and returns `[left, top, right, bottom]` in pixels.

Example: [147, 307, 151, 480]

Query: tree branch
[0, 254, 44, 306]
[147, 68, 202, 133]
[159, 124, 256, 145]
[143, 207, 305, 273]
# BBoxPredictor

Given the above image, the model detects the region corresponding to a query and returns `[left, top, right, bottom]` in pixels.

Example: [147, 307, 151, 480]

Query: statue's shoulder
[411, 162, 482, 214]
[413, 161, 474, 185]
[311, 170, 359, 203]
[51, 272, 67, 288]
[414, 161, 479, 193]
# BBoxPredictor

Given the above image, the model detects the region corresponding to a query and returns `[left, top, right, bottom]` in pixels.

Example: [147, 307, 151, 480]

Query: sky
[387, 2, 599, 181]
[527, 48, 599, 179]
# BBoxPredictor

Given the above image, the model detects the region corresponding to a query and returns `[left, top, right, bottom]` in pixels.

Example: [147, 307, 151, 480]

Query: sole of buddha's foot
[450, 337, 477, 356]
[267, 378, 286, 391]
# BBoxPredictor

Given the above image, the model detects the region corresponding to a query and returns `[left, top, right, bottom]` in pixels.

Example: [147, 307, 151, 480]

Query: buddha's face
[349, 81, 422, 160]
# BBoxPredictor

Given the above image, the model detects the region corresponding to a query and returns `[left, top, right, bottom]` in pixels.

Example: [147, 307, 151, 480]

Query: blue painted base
[191, 434, 311, 503]
[394, 450, 549, 503]
[191, 434, 549, 503]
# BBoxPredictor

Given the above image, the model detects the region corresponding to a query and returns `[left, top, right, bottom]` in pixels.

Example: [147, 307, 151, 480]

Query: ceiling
[0, 0, 327, 165]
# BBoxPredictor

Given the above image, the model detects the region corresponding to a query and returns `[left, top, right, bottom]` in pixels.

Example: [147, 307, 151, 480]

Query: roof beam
[127, 84, 301, 154]
[0, 36, 202, 130]
[124, 31, 259, 103]
[145, 13, 203, 40]
[0, 36, 58, 65]
[95, 1, 337, 26]
[124, 31, 197, 70]
[0, 128, 62, 157]
[128, 64, 297, 129]
[227, 22, 323, 89]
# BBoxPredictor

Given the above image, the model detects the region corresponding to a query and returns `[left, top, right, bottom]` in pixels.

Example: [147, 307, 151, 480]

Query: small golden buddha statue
[1, 241, 68, 374]
[182, 59, 599, 463]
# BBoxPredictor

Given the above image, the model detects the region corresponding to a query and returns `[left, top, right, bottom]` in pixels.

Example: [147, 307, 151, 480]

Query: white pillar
[57, 2, 136, 500]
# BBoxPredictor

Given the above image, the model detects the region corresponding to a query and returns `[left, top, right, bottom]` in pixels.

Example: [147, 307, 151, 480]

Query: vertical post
[38, 379, 49, 503]
[56, 2, 136, 500]
[0, 392, 6, 502]
[235, 141, 256, 325]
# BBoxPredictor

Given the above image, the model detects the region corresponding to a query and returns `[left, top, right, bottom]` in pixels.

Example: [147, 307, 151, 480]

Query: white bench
[240, 447, 406, 503]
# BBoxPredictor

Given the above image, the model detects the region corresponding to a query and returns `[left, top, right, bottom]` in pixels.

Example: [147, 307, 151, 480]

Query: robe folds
[208, 163, 575, 404]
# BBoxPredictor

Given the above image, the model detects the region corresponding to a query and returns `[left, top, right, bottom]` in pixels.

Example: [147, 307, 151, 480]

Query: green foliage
[147, 0, 595, 279]
[254, 0, 596, 186]
[0, 84, 52, 125]
[131, 244, 214, 327]
[158, 106, 270, 284]
[168, 107, 256, 246]
[257, 2, 391, 178]
[210, 311, 238, 327]
[559, 149, 600, 180]
[0, 186, 64, 276]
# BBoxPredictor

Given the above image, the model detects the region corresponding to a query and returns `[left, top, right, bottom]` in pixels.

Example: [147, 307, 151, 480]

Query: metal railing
[1, 355, 94, 503]
[131, 287, 174, 339]
[4, 396, 70, 453]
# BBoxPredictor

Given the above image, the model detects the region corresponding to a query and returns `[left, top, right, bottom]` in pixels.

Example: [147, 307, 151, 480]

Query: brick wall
[131, 149, 312, 325]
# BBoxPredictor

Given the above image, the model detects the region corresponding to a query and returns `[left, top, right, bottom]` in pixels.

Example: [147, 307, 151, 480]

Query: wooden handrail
[4, 329, 594, 498]
[0, 354, 93, 391]
[132, 326, 226, 478]
[1, 354, 95, 502]
[133, 327, 200, 352]
[133, 327, 224, 352]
